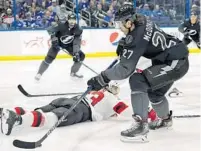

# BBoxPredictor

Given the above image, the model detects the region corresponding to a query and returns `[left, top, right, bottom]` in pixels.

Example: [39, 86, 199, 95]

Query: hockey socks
[21, 111, 58, 128]
[8, 107, 58, 128]
[14, 107, 26, 115]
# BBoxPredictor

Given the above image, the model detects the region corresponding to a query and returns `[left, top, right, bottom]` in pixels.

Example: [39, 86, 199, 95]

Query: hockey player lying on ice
[0, 85, 157, 136]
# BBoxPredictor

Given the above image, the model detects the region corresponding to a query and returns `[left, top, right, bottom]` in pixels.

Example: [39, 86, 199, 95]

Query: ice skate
[120, 115, 149, 143]
[1, 109, 22, 135]
[168, 88, 183, 98]
[70, 72, 83, 78]
[35, 73, 42, 81]
[148, 111, 173, 130]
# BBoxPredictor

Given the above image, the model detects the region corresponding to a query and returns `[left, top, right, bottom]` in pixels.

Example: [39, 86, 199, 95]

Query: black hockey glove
[87, 73, 110, 91]
[51, 35, 59, 48]
[73, 52, 80, 62]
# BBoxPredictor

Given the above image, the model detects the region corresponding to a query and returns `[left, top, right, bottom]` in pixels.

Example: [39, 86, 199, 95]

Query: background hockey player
[0, 85, 158, 136]
[35, 13, 85, 80]
[87, 3, 189, 141]
[178, 10, 200, 49]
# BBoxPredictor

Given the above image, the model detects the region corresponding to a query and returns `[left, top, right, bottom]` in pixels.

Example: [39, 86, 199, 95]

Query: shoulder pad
[47, 23, 59, 35]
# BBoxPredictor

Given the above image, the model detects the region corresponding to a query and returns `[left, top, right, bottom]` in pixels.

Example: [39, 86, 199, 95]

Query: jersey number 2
[90, 91, 104, 106]
[152, 31, 177, 50]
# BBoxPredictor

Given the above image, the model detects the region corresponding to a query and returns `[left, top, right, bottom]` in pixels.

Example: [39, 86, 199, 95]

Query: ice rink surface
[0, 54, 200, 151]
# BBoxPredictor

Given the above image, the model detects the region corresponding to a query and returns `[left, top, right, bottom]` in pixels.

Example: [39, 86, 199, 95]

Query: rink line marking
[0, 48, 200, 61]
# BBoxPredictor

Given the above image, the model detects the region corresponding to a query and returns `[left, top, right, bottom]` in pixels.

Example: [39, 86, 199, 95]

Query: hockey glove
[106, 84, 120, 95]
[73, 52, 80, 62]
[87, 73, 110, 91]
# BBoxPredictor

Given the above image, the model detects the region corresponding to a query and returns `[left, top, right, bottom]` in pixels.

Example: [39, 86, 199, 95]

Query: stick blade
[13, 139, 41, 149]
[17, 85, 30, 97]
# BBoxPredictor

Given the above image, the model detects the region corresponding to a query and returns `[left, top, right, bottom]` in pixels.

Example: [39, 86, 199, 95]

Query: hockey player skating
[0, 85, 157, 136]
[35, 13, 85, 81]
[178, 10, 200, 49]
[87, 3, 189, 142]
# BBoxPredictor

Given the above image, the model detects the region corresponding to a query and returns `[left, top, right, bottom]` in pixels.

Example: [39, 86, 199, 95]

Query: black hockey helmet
[114, 3, 136, 22]
[68, 13, 76, 20]
[68, 13, 76, 28]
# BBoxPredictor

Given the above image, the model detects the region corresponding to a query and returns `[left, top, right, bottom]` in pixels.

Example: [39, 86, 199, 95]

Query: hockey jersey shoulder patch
[125, 35, 133, 45]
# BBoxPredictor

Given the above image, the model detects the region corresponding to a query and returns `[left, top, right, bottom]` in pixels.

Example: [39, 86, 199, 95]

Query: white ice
[0, 54, 200, 151]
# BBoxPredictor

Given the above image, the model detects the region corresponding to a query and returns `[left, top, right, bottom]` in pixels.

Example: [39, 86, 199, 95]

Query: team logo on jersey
[125, 35, 133, 44]
[110, 32, 121, 46]
[60, 35, 74, 44]
[185, 29, 197, 35]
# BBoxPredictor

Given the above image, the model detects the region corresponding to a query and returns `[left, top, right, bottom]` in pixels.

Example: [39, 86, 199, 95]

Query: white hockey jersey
[84, 90, 131, 121]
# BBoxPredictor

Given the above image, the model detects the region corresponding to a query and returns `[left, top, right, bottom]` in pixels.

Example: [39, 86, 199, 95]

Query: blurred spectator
[79, 0, 89, 10]
[78, 14, 87, 27]
[139, 3, 154, 17]
[0, 17, 8, 29]
[103, 10, 113, 23]
[11, 15, 25, 29]
[101, 0, 109, 12]
[57, 4, 69, 23]
[51, 0, 60, 13]
[0, 0, 196, 29]
[193, 0, 200, 6]
[191, 4, 199, 12]
[2, 8, 14, 27]
[43, 10, 55, 26]
[23, 12, 35, 28]
[45, 0, 52, 8]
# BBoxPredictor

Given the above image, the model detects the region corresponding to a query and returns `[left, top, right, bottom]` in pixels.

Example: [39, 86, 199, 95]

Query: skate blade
[120, 134, 149, 143]
[168, 92, 183, 98]
[70, 76, 84, 81]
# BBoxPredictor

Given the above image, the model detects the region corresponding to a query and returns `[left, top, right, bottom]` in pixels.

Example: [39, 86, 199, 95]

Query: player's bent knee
[129, 73, 149, 92]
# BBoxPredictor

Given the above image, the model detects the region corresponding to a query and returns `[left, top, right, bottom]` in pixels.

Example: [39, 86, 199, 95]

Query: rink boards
[0, 28, 200, 61]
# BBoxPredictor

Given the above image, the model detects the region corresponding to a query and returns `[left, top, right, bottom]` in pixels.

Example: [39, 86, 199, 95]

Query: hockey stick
[17, 84, 83, 97]
[13, 87, 92, 149]
[173, 115, 200, 118]
[13, 59, 118, 149]
[61, 48, 119, 75]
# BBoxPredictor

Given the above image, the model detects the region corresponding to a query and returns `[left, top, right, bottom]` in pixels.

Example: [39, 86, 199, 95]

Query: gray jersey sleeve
[73, 25, 83, 53]
[102, 24, 151, 80]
